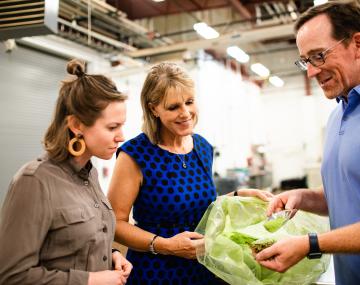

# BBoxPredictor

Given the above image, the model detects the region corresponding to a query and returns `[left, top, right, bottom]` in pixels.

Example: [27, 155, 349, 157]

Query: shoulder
[117, 133, 152, 157]
[193, 134, 213, 151]
[7, 156, 52, 201]
[11, 155, 61, 188]
[19, 155, 48, 177]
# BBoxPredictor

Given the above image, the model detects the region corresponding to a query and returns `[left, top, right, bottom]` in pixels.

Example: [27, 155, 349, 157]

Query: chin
[98, 153, 115, 160]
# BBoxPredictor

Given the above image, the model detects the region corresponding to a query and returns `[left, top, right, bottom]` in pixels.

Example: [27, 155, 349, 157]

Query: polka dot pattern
[118, 133, 218, 284]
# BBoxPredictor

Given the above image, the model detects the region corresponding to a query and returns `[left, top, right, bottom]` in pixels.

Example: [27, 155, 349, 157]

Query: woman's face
[152, 88, 198, 139]
[81, 101, 126, 161]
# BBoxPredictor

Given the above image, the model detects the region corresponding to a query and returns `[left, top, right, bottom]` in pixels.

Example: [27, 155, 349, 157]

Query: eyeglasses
[295, 38, 346, 71]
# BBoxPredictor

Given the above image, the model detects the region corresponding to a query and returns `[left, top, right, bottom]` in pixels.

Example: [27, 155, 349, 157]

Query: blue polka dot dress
[117, 133, 219, 285]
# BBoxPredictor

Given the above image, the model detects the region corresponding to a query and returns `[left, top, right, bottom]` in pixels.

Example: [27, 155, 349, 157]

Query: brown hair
[44, 59, 127, 162]
[140, 62, 196, 145]
[295, 0, 360, 42]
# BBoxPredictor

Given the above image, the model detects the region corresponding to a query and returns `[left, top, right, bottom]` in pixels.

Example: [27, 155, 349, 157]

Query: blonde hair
[141, 62, 195, 144]
[43, 59, 127, 162]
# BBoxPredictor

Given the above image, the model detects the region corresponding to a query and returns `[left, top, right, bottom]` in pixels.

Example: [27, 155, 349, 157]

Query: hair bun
[67, 59, 86, 77]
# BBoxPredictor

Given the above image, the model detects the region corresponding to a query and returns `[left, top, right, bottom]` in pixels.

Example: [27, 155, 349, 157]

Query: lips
[318, 76, 332, 87]
[176, 118, 191, 124]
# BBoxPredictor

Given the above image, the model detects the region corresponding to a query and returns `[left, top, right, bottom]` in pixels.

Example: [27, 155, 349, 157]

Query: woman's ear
[67, 115, 83, 135]
[148, 103, 158, 117]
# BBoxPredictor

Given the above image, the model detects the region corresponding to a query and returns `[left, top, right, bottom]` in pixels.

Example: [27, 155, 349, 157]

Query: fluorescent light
[314, 0, 327, 6]
[152, 0, 165, 2]
[269, 75, 284, 87]
[250, 63, 270, 78]
[227, 46, 250, 63]
[193, 22, 219, 39]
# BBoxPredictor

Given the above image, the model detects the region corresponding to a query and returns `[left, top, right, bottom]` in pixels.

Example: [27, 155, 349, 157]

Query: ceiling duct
[0, 0, 59, 41]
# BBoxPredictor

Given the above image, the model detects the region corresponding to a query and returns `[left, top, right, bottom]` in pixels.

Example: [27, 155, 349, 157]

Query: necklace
[176, 154, 187, 168]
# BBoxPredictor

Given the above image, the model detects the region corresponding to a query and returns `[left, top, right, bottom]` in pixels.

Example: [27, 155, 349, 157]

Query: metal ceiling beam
[227, 0, 252, 20]
[126, 23, 294, 58]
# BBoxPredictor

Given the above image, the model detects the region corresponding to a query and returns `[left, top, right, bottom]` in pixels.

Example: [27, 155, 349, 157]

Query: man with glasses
[255, 1, 360, 284]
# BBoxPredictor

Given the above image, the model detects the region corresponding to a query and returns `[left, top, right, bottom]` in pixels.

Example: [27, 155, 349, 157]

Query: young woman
[0, 59, 132, 285]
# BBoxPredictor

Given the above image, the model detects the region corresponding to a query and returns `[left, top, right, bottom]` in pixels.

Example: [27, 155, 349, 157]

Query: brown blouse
[0, 153, 115, 285]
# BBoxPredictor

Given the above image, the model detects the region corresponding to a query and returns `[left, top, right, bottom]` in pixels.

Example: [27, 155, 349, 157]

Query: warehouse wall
[0, 44, 66, 206]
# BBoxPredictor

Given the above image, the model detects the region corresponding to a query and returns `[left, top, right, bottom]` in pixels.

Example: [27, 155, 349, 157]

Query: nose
[115, 129, 125, 143]
[306, 63, 321, 78]
[179, 104, 191, 118]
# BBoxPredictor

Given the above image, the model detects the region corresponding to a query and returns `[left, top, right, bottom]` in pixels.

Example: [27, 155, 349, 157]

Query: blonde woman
[108, 62, 272, 284]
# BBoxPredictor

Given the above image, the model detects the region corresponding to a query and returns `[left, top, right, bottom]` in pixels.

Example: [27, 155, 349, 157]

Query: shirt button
[84, 180, 89, 186]
[94, 203, 100, 208]
[103, 255, 107, 262]
[103, 225, 108, 233]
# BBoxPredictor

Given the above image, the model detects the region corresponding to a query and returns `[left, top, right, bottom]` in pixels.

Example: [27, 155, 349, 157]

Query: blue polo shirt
[321, 85, 360, 285]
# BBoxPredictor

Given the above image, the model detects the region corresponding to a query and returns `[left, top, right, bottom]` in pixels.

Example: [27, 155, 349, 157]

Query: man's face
[296, 14, 359, 99]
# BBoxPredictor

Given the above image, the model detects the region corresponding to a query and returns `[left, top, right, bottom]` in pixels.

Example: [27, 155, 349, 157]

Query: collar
[49, 154, 93, 180]
[68, 158, 93, 180]
[336, 84, 360, 103]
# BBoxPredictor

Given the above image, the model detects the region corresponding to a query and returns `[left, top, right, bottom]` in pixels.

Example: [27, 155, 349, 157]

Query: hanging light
[193, 22, 219, 39]
[250, 63, 270, 78]
[226, 46, 250, 63]
[269, 75, 284, 87]
[314, 0, 327, 6]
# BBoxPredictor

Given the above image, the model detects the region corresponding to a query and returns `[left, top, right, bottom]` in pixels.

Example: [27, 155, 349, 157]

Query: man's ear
[353, 32, 360, 59]
[67, 115, 83, 135]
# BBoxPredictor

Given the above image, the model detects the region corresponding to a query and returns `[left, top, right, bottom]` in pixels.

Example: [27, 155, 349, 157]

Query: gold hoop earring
[68, 135, 86, 156]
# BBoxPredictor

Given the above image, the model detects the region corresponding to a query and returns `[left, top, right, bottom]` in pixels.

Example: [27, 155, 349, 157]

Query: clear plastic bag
[195, 196, 330, 285]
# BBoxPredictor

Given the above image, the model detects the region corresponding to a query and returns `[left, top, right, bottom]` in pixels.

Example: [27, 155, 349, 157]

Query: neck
[158, 133, 192, 154]
[73, 154, 91, 168]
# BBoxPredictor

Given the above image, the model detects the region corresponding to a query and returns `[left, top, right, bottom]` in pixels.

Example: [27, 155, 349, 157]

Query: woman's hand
[112, 250, 133, 279]
[159, 231, 204, 259]
[87, 252, 132, 285]
[235, 188, 274, 202]
[87, 270, 127, 285]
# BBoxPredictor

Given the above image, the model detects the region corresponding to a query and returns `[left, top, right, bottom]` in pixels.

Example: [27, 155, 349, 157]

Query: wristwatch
[307, 233, 322, 259]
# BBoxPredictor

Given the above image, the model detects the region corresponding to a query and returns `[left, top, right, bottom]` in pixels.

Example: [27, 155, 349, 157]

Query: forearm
[297, 187, 328, 215]
[319, 222, 360, 254]
[115, 220, 160, 253]
[115, 221, 175, 255]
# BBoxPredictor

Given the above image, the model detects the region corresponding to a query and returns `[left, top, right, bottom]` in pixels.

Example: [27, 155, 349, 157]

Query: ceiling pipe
[126, 23, 294, 58]
[58, 18, 137, 51]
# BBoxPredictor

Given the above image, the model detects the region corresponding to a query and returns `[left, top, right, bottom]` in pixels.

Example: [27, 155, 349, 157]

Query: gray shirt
[0, 153, 116, 285]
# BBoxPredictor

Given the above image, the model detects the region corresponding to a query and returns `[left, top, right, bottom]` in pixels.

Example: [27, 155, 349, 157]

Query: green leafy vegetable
[250, 238, 276, 253]
[263, 217, 287, 233]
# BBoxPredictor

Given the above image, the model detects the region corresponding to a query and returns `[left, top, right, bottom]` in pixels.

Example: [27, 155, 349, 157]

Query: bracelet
[149, 235, 159, 255]
[233, 190, 238, 196]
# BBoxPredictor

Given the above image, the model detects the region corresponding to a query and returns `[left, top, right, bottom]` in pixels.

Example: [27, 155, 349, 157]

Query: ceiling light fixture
[193, 22, 219, 39]
[227, 46, 250, 63]
[152, 0, 165, 2]
[313, 0, 327, 6]
[269, 75, 284, 87]
[250, 63, 270, 78]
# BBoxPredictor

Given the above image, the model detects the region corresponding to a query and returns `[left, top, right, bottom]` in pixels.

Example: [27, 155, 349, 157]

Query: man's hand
[255, 235, 309, 272]
[266, 189, 304, 217]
